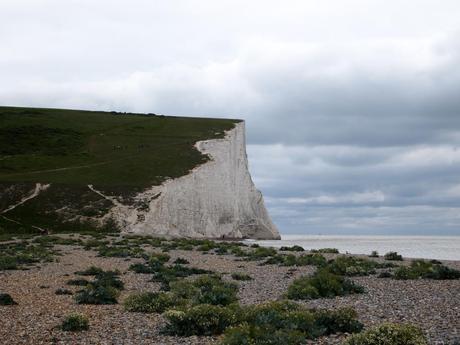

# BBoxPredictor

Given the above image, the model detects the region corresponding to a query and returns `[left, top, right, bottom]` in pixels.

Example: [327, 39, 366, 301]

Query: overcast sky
[2, 0, 460, 235]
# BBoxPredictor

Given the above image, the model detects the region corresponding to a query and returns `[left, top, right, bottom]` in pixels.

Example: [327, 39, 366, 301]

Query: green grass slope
[0, 106, 239, 235]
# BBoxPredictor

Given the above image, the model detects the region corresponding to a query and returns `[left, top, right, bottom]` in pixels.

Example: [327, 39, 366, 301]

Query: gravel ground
[0, 243, 459, 345]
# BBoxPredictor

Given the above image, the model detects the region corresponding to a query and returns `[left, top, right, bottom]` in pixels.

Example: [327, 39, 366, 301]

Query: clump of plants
[286, 269, 364, 300]
[369, 250, 379, 258]
[279, 245, 305, 252]
[75, 266, 104, 276]
[384, 251, 403, 261]
[55, 288, 73, 295]
[170, 275, 238, 306]
[343, 322, 427, 345]
[263, 253, 327, 267]
[220, 301, 363, 344]
[67, 278, 89, 286]
[74, 269, 124, 304]
[97, 245, 145, 258]
[0, 293, 17, 305]
[61, 313, 89, 332]
[124, 291, 180, 313]
[394, 260, 460, 280]
[325, 255, 392, 276]
[231, 272, 252, 281]
[163, 304, 243, 336]
[311, 248, 340, 254]
[173, 257, 189, 265]
[0, 241, 58, 271]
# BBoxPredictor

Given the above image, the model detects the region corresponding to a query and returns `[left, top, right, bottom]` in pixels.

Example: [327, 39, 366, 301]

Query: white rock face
[106, 121, 280, 239]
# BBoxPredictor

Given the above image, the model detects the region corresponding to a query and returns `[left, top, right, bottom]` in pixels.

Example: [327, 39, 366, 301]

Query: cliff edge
[106, 121, 280, 239]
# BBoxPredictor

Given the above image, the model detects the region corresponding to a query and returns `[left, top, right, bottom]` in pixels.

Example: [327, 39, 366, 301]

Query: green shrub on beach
[384, 252, 403, 261]
[124, 291, 180, 313]
[394, 260, 460, 280]
[220, 301, 363, 344]
[231, 272, 252, 281]
[170, 275, 238, 306]
[0, 293, 17, 305]
[74, 269, 123, 304]
[343, 322, 427, 345]
[61, 313, 89, 332]
[279, 245, 305, 252]
[311, 248, 340, 254]
[286, 270, 364, 300]
[163, 304, 242, 336]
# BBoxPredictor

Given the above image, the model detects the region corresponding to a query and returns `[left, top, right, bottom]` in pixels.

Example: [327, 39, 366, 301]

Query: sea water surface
[246, 235, 460, 261]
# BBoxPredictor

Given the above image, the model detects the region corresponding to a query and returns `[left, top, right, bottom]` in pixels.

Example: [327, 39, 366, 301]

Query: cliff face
[106, 122, 280, 239]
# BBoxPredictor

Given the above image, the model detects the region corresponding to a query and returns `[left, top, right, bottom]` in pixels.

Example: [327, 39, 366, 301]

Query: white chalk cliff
[103, 121, 280, 239]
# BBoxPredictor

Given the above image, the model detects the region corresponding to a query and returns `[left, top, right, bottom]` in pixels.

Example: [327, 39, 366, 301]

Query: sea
[245, 235, 460, 261]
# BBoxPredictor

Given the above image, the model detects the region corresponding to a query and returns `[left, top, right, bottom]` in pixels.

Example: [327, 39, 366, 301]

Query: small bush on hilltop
[343, 322, 427, 345]
[286, 269, 364, 300]
[384, 252, 403, 261]
[61, 313, 89, 332]
[369, 251, 379, 258]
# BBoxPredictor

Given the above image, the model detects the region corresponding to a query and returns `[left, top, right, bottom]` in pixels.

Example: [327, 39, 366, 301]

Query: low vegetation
[231, 272, 252, 281]
[286, 269, 364, 300]
[394, 260, 460, 280]
[343, 322, 427, 345]
[310, 248, 340, 254]
[0, 241, 58, 271]
[384, 251, 403, 261]
[164, 300, 363, 341]
[0, 293, 17, 305]
[74, 269, 124, 304]
[124, 292, 180, 313]
[61, 313, 89, 332]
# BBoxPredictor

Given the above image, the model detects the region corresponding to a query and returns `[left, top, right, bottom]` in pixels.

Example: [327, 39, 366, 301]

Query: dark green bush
[55, 288, 73, 295]
[222, 324, 306, 345]
[74, 269, 123, 304]
[0, 293, 17, 305]
[61, 313, 89, 332]
[75, 284, 119, 304]
[369, 251, 379, 258]
[248, 247, 277, 259]
[263, 253, 326, 267]
[286, 270, 364, 300]
[170, 275, 238, 306]
[394, 260, 460, 280]
[67, 278, 89, 286]
[313, 307, 363, 335]
[221, 301, 363, 344]
[173, 258, 189, 265]
[279, 245, 305, 252]
[326, 256, 378, 276]
[231, 272, 252, 281]
[124, 292, 180, 313]
[384, 252, 403, 261]
[163, 304, 242, 336]
[343, 322, 427, 345]
[311, 248, 339, 254]
[75, 266, 104, 276]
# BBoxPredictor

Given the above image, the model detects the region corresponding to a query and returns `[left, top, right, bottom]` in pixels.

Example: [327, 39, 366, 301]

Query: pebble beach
[0, 237, 459, 345]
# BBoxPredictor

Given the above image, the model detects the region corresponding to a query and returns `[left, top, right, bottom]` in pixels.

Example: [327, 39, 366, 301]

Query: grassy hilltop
[0, 106, 239, 235]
